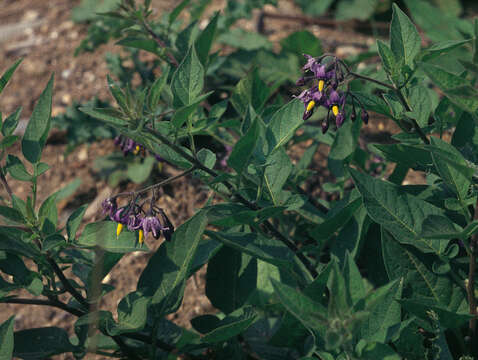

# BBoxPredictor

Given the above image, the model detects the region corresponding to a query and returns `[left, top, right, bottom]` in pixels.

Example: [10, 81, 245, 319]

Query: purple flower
[110, 207, 129, 224]
[102, 197, 117, 216]
[142, 215, 163, 239]
[127, 213, 143, 231]
[302, 54, 317, 72]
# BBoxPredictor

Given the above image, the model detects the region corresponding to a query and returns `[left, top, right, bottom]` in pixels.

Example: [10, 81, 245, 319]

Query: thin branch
[113, 167, 196, 198]
[1, 297, 85, 317]
[0, 172, 13, 198]
[46, 256, 90, 309]
[141, 19, 179, 67]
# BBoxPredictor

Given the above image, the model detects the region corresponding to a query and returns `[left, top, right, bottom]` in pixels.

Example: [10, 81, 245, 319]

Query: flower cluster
[102, 197, 174, 244]
[114, 135, 144, 156]
[295, 54, 369, 133]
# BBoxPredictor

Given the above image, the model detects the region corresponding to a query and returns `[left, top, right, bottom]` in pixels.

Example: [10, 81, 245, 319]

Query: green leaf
[106, 75, 128, 112]
[206, 246, 256, 314]
[169, 0, 190, 25]
[420, 62, 478, 114]
[171, 46, 204, 107]
[13, 327, 76, 359]
[381, 229, 466, 308]
[390, 4, 421, 67]
[361, 279, 402, 343]
[2, 107, 21, 137]
[108, 291, 151, 336]
[22, 74, 53, 163]
[0, 59, 22, 95]
[407, 85, 432, 128]
[147, 66, 170, 111]
[360, 342, 401, 360]
[335, 0, 378, 21]
[419, 39, 471, 62]
[195, 12, 219, 66]
[126, 156, 156, 184]
[205, 231, 295, 270]
[201, 306, 257, 343]
[377, 40, 400, 84]
[280, 30, 322, 58]
[38, 193, 58, 235]
[271, 279, 327, 331]
[116, 37, 159, 55]
[137, 211, 207, 314]
[171, 92, 212, 129]
[230, 69, 270, 117]
[266, 99, 303, 154]
[5, 155, 31, 181]
[0, 316, 14, 360]
[350, 168, 450, 254]
[78, 107, 128, 127]
[399, 299, 472, 329]
[218, 28, 272, 51]
[310, 197, 362, 242]
[0, 227, 40, 258]
[343, 251, 365, 306]
[429, 136, 472, 206]
[77, 221, 148, 253]
[66, 204, 88, 241]
[0, 205, 24, 223]
[228, 118, 260, 175]
[264, 147, 292, 205]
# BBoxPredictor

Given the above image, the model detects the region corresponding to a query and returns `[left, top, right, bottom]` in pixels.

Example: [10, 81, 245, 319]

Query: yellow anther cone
[318, 80, 324, 92]
[138, 229, 144, 245]
[332, 105, 339, 116]
[116, 223, 123, 238]
[306, 100, 315, 112]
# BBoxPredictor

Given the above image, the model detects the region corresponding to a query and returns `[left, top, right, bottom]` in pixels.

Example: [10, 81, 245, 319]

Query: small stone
[77, 147, 88, 161]
[50, 31, 58, 39]
[61, 69, 71, 79]
[61, 93, 72, 105]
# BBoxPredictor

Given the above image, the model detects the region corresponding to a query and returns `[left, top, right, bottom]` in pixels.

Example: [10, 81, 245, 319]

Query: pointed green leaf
[0, 59, 22, 95]
[22, 74, 54, 163]
[0, 316, 14, 360]
[390, 4, 421, 67]
[343, 251, 365, 306]
[361, 279, 402, 343]
[206, 247, 256, 314]
[77, 221, 148, 253]
[228, 117, 260, 175]
[13, 327, 76, 359]
[6, 155, 32, 181]
[271, 279, 327, 331]
[195, 12, 219, 66]
[66, 204, 88, 241]
[201, 306, 257, 343]
[350, 168, 450, 254]
[78, 107, 128, 126]
[264, 147, 292, 205]
[2, 107, 21, 137]
[171, 46, 204, 107]
[381, 229, 466, 308]
[137, 211, 207, 314]
[266, 99, 303, 154]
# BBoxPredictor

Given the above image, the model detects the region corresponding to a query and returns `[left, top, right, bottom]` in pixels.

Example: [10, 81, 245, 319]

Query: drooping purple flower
[127, 212, 143, 231]
[110, 207, 129, 224]
[102, 197, 117, 216]
[302, 54, 317, 72]
[142, 215, 163, 239]
[220, 145, 233, 168]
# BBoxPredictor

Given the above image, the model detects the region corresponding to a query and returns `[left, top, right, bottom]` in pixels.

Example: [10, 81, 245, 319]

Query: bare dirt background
[0, 0, 412, 358]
